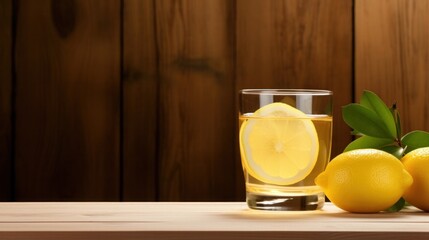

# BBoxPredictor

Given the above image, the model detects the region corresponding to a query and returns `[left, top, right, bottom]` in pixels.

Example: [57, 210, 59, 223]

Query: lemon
[401, 147, 429, 211]
[315, 149, 413, 213]
[239, 102, 319, 185]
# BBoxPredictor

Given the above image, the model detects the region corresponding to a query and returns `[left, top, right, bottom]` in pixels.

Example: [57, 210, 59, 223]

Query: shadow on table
[220, 206, 426, 221]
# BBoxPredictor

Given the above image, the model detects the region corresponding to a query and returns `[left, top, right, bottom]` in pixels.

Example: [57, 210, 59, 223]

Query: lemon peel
[401, 147, 429, 211]
[316, 149, 413, 213]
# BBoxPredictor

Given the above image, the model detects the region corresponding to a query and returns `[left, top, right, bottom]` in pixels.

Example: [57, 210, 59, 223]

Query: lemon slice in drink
[240, 102, 319, 185]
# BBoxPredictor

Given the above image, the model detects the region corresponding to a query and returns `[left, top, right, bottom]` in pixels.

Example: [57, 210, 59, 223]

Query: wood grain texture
[356, 0, 429, 134]
[0, 202, 428, 240]
[1, 232, 428, 240]
[236, 0, 353, 158]
[155, 0, 237, 201]
[14, 0, 120, 201]
[0, 0, 12, 201]
[122, 0, 158, 201]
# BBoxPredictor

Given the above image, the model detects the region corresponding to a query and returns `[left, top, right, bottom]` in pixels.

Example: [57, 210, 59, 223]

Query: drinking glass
[239, 89, 333, 210]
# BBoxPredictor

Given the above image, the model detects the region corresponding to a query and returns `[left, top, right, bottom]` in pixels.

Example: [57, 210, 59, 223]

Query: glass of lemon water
[239, 89, 333, 210]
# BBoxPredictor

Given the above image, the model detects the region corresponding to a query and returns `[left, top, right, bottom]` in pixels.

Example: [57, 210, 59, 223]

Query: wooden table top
[0, 202, 428, 240]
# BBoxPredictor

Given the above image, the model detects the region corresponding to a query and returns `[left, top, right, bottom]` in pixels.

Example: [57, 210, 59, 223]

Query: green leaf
[350, 129, 363, 136]
[386, 197, 405, 212]
[390, 103, 402, 139]
[344, 136, 393, 152]
[380, 145, 404, 159]
[342, 104, 395, 139]
[401, 130, 429, 154]
[360, 90, 397, 139]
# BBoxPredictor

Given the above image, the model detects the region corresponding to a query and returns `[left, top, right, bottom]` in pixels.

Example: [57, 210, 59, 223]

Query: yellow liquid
[239, 115, 332, 210]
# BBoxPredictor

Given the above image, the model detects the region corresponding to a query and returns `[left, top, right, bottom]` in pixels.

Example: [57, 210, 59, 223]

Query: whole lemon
[401, 147, 429, 211]
[315, 149, 413, 213]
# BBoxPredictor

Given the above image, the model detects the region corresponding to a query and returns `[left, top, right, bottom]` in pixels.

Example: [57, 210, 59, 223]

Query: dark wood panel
[356, 0, 429, 134]
[14, 0, 120, 201]
[7, 0, 357, 201]
[0, 0, 12, 201]
[122, 0, 158, 201]
[236, 0, 353, 158]
[155, 0, 237, 200]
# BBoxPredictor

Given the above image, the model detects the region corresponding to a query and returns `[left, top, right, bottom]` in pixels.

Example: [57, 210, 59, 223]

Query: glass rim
[240, 89, 332, 96]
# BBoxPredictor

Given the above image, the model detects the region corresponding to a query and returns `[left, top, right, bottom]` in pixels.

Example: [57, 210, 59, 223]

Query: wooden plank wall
[2, 0, 426, 201]
[0, 0, 12, 201]
[154, 0, 237, 201]
[13, 0, 120, 200]
[355, 0, 429, 134]
[236, 0, 352, 162]
[122, 0, 158, 201]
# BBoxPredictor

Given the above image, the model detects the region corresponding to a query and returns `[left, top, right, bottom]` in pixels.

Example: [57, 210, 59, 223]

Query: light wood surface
[0, 202, 428, 240]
